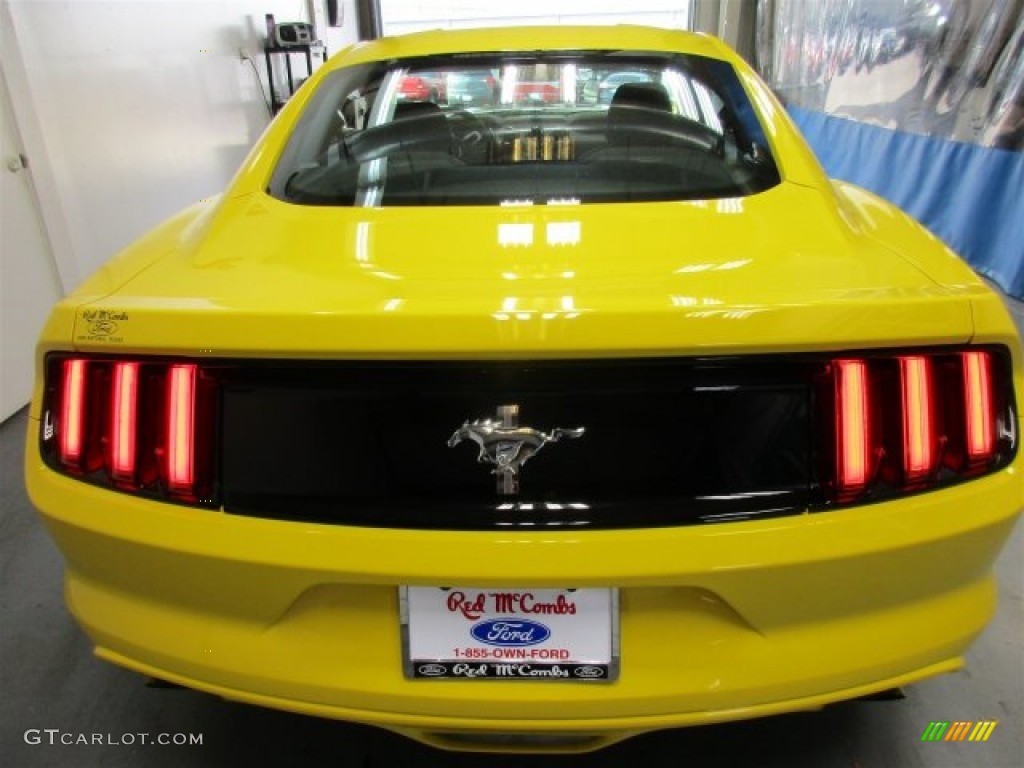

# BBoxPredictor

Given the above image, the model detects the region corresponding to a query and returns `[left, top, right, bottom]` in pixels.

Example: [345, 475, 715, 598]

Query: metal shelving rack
[264, 44, 325, 114]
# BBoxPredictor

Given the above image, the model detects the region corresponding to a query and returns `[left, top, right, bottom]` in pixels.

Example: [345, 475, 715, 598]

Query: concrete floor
[2, 301, 1022, 768]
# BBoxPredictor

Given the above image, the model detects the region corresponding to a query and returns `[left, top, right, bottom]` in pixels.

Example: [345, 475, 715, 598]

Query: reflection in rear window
[269, 51, 781, 207]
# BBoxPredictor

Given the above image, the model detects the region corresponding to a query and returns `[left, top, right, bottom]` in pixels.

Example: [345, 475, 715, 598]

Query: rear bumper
[26, 416, 1021, 752]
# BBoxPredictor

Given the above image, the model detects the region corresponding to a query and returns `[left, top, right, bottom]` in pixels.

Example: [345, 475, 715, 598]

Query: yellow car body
[25, 26, 1022, 753]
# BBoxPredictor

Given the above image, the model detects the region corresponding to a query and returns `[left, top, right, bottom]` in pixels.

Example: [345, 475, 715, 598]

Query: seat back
[607, 82, 675, 146]
[393, 100, 444, 122]
[609, 82, 672, 113]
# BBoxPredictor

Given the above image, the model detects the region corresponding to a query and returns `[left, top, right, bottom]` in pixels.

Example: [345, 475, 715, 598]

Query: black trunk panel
[218, 359, 815, 529]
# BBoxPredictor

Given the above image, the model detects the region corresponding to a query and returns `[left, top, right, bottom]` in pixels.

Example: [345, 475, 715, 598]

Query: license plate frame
[400, 587, 620, 682]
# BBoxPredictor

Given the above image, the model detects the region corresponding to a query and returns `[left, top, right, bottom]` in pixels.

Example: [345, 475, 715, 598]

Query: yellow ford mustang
[25, 26, 1022, 753]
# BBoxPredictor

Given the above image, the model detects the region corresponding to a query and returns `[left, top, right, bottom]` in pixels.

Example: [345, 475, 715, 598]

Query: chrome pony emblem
[447, 405, 585, 495]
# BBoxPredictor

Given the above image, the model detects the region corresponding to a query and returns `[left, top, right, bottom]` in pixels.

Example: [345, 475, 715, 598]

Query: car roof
[324, 25, 735, 71]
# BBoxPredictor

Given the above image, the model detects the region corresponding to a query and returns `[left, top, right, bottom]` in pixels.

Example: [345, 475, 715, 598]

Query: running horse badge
[447, 405, 585, 495]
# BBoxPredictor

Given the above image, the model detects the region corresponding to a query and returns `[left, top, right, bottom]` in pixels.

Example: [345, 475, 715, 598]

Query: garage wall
[0, 0, 359, 421]
[1, 64, 63, 423]
[4, 0, 349, 285]
[379, 0, 693, 34]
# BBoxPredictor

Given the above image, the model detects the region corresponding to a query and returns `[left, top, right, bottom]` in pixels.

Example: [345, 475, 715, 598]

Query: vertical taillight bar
[825, 348, 1009, 503]
[45, 355, 215, 504]
[962, 350, 996, 464]
[109, 361, 140, 483]
[59, 359, 88, 467]
[166, 364, 197, 494]
[834, 359, 872, 496]
[900, 355, 936, 481]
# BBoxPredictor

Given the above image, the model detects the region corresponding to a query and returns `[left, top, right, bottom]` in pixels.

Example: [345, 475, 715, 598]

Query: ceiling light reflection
[546, 221, 580, 246]
[716, 198, 744, 214]
[355, 221, 370, 263]
[498, 223, 534, 247]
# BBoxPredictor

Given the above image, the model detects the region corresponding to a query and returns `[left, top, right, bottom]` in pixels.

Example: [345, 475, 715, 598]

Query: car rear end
[24, 343, 1022, 750]
[25, 26, 1023, 753]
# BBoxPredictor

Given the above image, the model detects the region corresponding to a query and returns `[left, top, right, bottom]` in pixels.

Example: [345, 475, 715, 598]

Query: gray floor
[2, 302, 1022, 768]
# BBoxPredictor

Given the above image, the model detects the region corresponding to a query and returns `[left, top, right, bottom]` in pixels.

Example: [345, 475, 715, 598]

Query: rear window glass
[269, 51, 780, 206]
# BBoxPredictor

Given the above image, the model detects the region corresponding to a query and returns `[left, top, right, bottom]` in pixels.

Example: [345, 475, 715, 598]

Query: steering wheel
[447, 110, 491, 162]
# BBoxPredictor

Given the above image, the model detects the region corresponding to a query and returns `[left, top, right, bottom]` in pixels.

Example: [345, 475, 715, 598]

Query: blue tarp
[789, 107, 1024, 300]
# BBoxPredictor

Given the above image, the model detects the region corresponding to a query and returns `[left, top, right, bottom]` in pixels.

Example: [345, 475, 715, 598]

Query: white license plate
[401, 587, 619, 682]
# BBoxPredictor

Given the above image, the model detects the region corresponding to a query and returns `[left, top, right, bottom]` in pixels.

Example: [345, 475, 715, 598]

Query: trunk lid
[71, 182, 972, 358]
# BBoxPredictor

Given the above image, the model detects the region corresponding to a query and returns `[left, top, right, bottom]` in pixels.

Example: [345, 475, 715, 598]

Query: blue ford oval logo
[470, 618, 551, 647]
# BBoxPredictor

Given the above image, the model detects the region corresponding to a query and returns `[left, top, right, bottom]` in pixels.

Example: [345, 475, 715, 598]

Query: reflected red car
[398, 73, 445, 102]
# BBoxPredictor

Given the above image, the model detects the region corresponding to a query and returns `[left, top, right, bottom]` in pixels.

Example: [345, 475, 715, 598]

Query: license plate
[401, 587, 619, 682]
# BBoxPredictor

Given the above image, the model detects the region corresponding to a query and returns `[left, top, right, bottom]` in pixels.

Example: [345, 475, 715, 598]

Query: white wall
[1, 64, 63, 421]
[323, 0, 359, 54]
[5, 0, 358, 288]
[380, 0, 693, 34]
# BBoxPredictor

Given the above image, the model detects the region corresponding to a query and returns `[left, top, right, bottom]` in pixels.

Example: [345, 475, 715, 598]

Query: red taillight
[825, 348, 1008, 504]
[962, 350, 995, 464]
[109, 361, 140, 483]
[834, 359, 873, 496]
[899, 355, 936, 482]
[59, 359, 88, 467]
[44, 356, 214, 505]
[166, 364, 197, 493]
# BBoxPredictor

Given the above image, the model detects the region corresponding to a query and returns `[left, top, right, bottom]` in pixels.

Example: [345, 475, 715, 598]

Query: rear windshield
[269, 51, 780, 206]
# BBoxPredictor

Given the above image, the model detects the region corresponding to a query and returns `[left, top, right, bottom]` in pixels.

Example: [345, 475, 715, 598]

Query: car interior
[273, 54, 781, 206]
